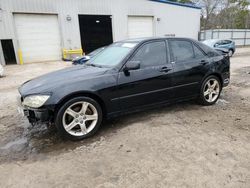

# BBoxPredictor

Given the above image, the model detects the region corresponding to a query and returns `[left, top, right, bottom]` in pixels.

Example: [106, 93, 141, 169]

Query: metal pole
[18, 49, 23, 65]
[244, 30, 247, 46]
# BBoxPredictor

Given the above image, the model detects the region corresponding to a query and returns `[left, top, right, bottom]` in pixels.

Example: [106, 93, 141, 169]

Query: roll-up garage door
[128, 16, 154, 39]
[14, 14, 61, 63]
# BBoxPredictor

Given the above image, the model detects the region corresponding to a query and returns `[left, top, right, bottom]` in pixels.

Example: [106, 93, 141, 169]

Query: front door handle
[160, 67, 172, 73]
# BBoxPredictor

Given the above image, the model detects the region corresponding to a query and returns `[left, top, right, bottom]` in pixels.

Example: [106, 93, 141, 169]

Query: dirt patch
[0, 55, 250, 187]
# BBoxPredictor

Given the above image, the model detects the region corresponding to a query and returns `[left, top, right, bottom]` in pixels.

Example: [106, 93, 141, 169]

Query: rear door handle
[200, 60, 209, 65]
[160, 67, 172, 73]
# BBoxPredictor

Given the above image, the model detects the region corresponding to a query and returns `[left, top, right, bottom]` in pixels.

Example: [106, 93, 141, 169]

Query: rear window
[196, 41, 220, 57]
[194, 45, 206, 59]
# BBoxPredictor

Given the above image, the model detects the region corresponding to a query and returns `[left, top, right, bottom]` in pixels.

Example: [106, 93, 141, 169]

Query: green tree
[171, 0, 250, 29]
[230, 0, 250, 28]
[214, 0, 250, 29]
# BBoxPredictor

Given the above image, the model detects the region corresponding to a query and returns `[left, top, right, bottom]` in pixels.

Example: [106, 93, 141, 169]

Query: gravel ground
[0, 48, 250, 188]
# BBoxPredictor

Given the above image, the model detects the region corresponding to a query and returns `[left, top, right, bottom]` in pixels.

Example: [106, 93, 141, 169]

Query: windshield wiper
[86, 63, 103, 68]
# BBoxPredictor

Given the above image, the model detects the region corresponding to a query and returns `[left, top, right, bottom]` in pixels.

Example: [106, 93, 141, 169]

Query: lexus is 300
[18, 38, 230, 140]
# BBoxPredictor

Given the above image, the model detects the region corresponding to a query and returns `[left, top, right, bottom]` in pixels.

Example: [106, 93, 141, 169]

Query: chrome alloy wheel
[203, 78, 220, 103]
[62, 101, 98, 137]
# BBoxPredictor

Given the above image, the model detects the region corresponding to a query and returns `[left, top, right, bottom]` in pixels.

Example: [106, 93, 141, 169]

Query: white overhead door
[128, 16, 154, 39]
[14, 14, 61, 63]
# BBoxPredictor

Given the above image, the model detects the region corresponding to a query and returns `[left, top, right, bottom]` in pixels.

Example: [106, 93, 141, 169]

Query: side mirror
[124, 61, 140, 71]
[214, 43, 219, 47]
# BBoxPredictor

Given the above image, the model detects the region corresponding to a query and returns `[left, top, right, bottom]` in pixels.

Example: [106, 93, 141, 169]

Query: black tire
[55, 97, 103, 141]
[197, 75, 222, 106]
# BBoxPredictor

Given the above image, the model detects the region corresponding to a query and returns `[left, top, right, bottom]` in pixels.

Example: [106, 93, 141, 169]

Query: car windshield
[86, 42, 138, 67]
[88, 47, 105, 57]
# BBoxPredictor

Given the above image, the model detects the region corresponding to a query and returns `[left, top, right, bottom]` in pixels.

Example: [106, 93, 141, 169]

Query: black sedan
[18, 38, 230, 140]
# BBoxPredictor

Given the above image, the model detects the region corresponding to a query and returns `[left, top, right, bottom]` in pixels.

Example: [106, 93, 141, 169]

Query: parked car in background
[203, 39, 235, 57]
[18, 37, 230, 141]
[72, 47, 106, 65]
[0, 64, 4, 77]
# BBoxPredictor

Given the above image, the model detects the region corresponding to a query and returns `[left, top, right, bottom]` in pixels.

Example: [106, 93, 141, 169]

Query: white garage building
[0, 0, 201, 65]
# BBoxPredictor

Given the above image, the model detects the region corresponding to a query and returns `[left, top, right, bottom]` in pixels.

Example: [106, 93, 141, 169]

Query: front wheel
[55, 97, 103, 141]
[198, 76, 222, 106]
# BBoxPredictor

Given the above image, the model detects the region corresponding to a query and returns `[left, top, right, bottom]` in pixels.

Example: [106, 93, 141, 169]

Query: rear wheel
[198, 76, 222, 106]
[55, 97, 102, 141]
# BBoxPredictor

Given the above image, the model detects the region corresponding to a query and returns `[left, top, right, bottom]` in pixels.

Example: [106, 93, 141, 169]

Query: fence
[199, 29, 250, 46]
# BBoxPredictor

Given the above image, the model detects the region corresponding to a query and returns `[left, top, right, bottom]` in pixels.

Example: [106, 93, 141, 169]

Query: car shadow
[0, 100, 200, 164]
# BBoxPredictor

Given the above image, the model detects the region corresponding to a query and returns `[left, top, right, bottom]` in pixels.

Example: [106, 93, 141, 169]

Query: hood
[19, 65, 110, 96]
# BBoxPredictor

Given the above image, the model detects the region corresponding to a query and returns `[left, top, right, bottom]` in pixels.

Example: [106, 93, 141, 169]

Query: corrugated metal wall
[0, 0, 201, 64]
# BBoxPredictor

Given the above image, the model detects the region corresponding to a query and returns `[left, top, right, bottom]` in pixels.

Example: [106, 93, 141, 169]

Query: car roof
[121, 37, 197, 43]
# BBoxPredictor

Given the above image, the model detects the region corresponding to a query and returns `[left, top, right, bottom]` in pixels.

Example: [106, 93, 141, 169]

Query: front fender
[44, 73, 119, 113]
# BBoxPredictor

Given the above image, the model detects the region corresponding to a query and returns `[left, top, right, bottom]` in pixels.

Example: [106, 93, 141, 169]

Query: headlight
[22, 95, 50, 108]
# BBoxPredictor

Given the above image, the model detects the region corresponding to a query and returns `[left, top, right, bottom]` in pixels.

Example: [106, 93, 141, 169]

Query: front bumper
[18, 105, 52, 124]
[18, 101, 53, 124]
[24, 108, 51, 124]
[18, 94, 54, 124]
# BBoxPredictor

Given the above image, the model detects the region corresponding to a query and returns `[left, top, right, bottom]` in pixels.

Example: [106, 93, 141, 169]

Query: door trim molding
[111, 81, 199, 101]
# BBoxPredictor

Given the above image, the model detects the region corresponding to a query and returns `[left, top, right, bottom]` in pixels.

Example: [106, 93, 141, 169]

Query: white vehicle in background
[0, 64, 4, 77]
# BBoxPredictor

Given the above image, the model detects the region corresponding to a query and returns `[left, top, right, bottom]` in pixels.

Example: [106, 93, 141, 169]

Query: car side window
[218, 41, 223, 45]
[169, 40, 195, 62]
[194, 45, 206, 59]
[224, 40, 232, 45]
[198, 42, 220, 57]
[130, 41, 167, 68]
